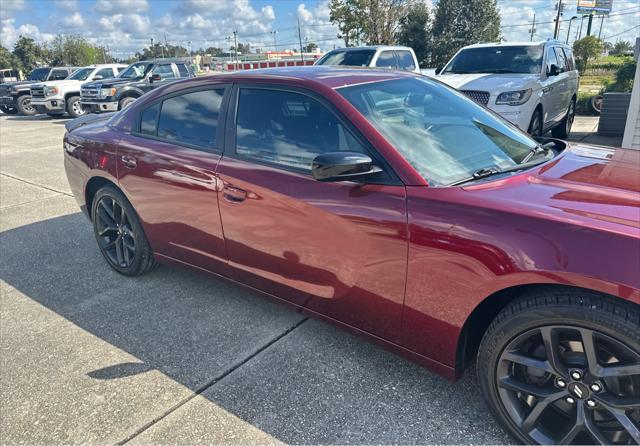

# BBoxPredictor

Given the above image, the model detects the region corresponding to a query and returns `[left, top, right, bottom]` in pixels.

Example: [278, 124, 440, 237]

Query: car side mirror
[311, 152, 382, 182]
[435, 66, 443, 75]
[150, 74, 162, 82]
[547, 64, 561, 76]
[93, 75, 103, 80]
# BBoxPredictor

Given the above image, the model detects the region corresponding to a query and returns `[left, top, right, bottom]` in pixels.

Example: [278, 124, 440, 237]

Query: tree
[397, 2, 430, 66]
[304, 42, 318, 53]
[12, 36, 46, 71]
[47, 35, 106, 66]
[606, 59, 637, 92]
[430, 0, 501, 67]
[573, 35, 603, 73]
[610, 40, 632, 56]
[136, 43, 188, 60]
[330, 0, 415, 46]
[0, 45, 21, 69]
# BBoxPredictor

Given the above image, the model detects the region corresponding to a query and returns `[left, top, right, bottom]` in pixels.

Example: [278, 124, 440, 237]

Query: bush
[576, 91, 597, 115]
[604, 59, 637, 92]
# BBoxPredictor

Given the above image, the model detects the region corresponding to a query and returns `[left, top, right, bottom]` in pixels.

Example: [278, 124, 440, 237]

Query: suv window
[95, 68, 115, 79]
[562, 48, 575, 71]
[151, 64, 175, 80]
[50, 69, 69, 80]
[554, 47, 568, 72]
[235, 88, 366, 171]
[375, 51, 397, 69]
[139, 88, 225, 150]
[396, 51, 415, 71]
[545, 46, 559, 73]
[117, 66, 126, 73]
[176, 64, 189, 77]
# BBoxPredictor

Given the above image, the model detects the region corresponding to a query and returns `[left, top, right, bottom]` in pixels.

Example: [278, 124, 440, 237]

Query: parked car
[0, 68, 23, 83]
[0, 66, 77, 115]
[436, 40, 579, 138]
[29, 64, 126, 118]
[315, 45, 428, 75]
[64, 67, 639, 446]
[80, 59, 195, 113]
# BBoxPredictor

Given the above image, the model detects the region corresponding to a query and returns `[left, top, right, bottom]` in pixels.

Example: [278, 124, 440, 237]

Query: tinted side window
[50, 69, 69, 80]
[545, 47, 559, 73]
[235, 88, 366, 171]
[554, 47, 568, 72]
[117, 66, 126, 73]
[155, 89, 224, 149]
[95, 68, 115, 79]
[375, 51, 397, 69]
[152, 64, 175, 79]
[176, 64, 189, 77]
[140, 102, 160, 136]
[396, 51, 415, 70]
[562, 48, 576, 71]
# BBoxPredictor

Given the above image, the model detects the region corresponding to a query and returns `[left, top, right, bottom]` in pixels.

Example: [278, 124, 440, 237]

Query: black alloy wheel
[528, 109, 543, 137]
[478, 293, 640, 446]
[91, 186, 157, 276]
[497, 326, 639, 444]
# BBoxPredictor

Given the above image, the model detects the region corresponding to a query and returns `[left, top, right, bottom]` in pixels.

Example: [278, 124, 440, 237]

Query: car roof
[327, 45, 412, 52]
[190, 66, 415, 89]
[463, 40, 570, 49]
[136, 59, 188, 64]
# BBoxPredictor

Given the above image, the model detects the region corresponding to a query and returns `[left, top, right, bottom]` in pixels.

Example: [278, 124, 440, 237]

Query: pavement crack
[117, 316, 309, 445]
[0, 172, 72, 197]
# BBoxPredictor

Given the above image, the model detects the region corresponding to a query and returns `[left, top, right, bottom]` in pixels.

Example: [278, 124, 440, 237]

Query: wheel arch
[117, 89, 143, 102]
[85, 176, 120, 221]
[455, 283, 634, 374]
[64, 91, 80, 101]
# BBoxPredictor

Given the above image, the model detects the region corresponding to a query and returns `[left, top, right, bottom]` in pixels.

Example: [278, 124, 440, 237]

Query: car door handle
[223, 185, 247, 203]
[121, 155, 137, 169]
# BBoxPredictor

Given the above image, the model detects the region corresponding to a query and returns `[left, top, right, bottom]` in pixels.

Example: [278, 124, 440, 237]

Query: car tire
[118, 97, 137, 110]
[66, 95, 86, 118]
[589, 95, 603, 115]
[0, 105, 18, 115]
[477, 289, 640, 445]
[527, 108, 543, 137]
[91, 185, 158, 276]
[552, 98, 575, 139]
[16, 95, 36, 116]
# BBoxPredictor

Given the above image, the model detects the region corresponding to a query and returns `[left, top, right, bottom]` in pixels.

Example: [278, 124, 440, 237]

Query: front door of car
[117, 85, 230, 274]
[216, 86, 408, 341]
[142, 63, 176, 93]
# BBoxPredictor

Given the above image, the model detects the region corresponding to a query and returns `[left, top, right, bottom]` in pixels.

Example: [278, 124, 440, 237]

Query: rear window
[316, 49, 376, 67]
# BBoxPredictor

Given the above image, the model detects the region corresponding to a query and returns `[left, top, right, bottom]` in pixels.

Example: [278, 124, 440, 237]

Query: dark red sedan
[63, 67, 639, 445]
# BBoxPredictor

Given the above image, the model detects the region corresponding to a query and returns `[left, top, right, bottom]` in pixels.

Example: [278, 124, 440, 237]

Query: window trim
[131, 83, 230, 154]
[224, 83, 402, 185]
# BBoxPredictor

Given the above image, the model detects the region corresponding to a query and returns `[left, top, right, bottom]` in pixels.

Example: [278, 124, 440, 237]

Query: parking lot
[0, 113, 521, 444]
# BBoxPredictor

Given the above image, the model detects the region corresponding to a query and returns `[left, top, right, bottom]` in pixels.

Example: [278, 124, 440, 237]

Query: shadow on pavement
[0, 213, 511, 444]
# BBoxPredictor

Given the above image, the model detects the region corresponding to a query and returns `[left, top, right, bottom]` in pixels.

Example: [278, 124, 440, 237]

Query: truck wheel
[527, 108, 542, 137]
[66, 96, 86, 118]
[0, 105, 18, 115]
[477, 290, 640, 445]
[552, 98, 575, 139]
[16, 95, 36, 116]
[118, 97, 137, 110]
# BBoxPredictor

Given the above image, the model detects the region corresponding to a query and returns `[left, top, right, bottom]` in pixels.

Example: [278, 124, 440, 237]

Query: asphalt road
[0, 113, 514, 444]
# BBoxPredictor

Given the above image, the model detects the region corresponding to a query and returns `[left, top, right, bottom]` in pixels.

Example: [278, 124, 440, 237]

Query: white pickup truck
[30, 64, 126, 118]
[315, 45, 427, 75]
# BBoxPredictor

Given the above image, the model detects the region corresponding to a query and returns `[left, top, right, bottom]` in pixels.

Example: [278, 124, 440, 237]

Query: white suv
[30, 64, 125, 118]
[436, 40, 579, 138]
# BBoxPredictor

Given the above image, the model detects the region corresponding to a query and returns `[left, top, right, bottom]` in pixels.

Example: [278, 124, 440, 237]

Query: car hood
[437, 73, 540, 92]
[0, 80, 42, 91]
[465, 143, 640, 235]
[34, 79, 83, 87]
[92, 78, 141, 88]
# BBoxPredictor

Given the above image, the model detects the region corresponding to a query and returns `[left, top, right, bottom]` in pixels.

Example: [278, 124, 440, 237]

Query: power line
[602, 24, 640, 40]
[500, 9, 639, 29]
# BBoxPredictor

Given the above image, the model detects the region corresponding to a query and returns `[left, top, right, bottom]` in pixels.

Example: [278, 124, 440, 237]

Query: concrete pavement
[1, 111, 580, 444]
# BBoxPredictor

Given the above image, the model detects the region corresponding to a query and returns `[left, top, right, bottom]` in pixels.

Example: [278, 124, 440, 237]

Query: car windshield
[28, 68, 50, 81]
[119, 62, 152, 79]
[443, 46, 544, 74]
[338, 77, 540, 186]
[68, 68, 94, 81]
[316, 49, 376, 67]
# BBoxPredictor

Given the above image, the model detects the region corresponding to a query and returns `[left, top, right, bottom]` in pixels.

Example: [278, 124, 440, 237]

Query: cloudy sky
[0, 0, 638, 58]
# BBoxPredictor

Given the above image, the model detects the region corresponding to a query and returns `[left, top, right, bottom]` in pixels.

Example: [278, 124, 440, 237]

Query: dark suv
[0, 66, 77, 115]
[80, 59, 194, 113]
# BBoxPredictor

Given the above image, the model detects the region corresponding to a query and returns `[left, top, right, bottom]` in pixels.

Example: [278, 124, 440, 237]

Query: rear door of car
[215, 84, 408, 341]
[552, 46, 571, 118]
[117, 84, 231, 273]
[541, 45, 563, 125]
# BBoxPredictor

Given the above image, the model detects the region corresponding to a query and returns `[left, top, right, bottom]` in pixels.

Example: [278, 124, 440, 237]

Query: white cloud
[55, 0, 77, 11]
[63, 12, 84, 27]
[0, 0, 26, 13]
[94, 0, 149, 14]
[1, 18, 54, 49]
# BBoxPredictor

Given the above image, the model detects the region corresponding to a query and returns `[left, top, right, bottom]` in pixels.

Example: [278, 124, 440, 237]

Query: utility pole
[150, 37, 155, 60]
[529, 14, 537, 41]
[270, 30, 278, 58]
[598, 15, 605, 39]
[164, 33, 169, 57]
[586, 12, 594, 36]
[233, 30, 238, 71]
[297, 18, 304, 62]
[553, 0, 563, 39]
